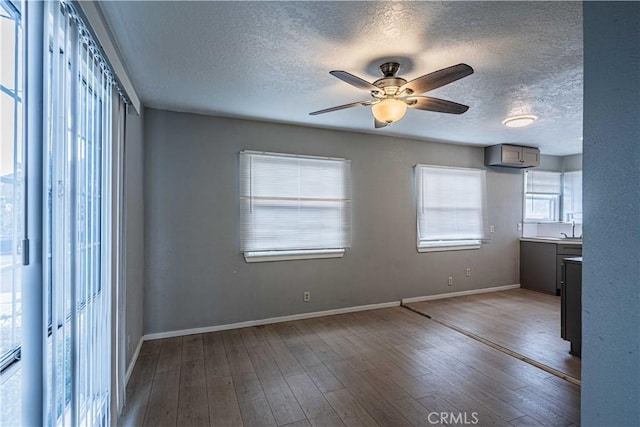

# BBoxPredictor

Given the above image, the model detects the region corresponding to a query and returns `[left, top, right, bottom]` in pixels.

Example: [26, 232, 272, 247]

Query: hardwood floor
[119, 304, 580, 427]
[405, 288, 581, 381]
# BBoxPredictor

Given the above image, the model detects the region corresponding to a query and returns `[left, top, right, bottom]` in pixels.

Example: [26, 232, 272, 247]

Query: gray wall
[538, 154, 564, 171]
[124, 106, 145, 367]
[563, 154, 582, 172]
[583, 2, 639, 425]
[582, 2, 640, 424]
[536, 153, 583, 173]
[143, 109, 523, 335]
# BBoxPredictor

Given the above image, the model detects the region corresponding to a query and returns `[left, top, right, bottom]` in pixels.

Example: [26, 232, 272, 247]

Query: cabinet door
[502, 145, 522, 164]
[520, 241, 557, 295]
[561, 261, 567, 339]
[522, 147, 540, 166]
[557, 255, 568, 295]
[565, 261, 582, 357]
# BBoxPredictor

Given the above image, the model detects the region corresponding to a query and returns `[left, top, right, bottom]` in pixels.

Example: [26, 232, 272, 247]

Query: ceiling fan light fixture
[372, 98, 407, 124]
[502, 115, 538, 128]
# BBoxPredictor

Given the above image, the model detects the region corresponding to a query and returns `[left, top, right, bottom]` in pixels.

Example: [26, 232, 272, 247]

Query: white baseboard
[401, 284, 521, 304]
[143, 300, 401, 341]
[125, 337, 144, 385]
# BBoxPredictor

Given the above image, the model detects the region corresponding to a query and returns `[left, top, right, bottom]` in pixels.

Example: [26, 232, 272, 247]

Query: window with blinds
[562, 171, 583, 223]
[239, 151, 351, 262]
[415, 165, 487, 252]
[524, 170, 562, 222]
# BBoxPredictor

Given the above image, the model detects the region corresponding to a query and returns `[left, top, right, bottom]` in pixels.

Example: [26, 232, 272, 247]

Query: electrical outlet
[465, 268, 471, 277]
[448, 276, 453, 286]
[490, 225, 495, 233]
[517, 222, 522, 231]
[303, 291, 310, 302]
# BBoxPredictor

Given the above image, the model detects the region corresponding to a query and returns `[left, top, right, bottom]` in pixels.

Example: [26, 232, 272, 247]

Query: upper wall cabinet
[485, 144, 540, 168]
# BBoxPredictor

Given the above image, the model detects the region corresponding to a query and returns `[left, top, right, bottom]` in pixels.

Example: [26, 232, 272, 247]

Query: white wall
[143, 109, 524, 335]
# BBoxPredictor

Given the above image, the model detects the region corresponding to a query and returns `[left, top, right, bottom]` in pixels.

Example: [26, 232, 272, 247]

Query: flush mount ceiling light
[310, 62, 474, 128]
[502, 115, 538, 128]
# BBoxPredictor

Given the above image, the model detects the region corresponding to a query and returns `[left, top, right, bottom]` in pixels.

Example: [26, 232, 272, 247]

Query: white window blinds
[415, 165, 487, 251]
[239, 151, 351, 259]
[562, 171, 583, 223]
[524, 170, 562, 222]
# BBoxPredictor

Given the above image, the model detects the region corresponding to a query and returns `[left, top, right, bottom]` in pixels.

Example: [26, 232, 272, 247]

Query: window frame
[414, 164, 487, 253]
[239, 150, 351, 263]
[0, 0, 24, 375]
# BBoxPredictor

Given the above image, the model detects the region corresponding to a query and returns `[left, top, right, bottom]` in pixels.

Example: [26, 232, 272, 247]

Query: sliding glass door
[0, 1, 123, 424]
[0, 0, 24, 425]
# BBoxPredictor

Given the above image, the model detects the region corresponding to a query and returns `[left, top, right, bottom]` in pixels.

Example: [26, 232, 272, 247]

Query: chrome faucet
[560, 221, 577, 239]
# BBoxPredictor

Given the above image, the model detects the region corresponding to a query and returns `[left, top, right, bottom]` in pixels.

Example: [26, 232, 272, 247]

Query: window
[524, 170, 582, 223]
[415, 165, 487, 252]
[524, 170, 562, 222]
[239, 151, 351, 262]
[562, 171, 583, 223]
[0, 0, 24, 425]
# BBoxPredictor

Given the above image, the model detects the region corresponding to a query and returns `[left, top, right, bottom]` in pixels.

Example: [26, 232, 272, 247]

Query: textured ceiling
[100, 1, 583, 155]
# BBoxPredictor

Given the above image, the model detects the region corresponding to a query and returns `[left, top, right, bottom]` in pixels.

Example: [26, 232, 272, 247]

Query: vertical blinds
[415, 165, 487, 245]
[44, 1, 113, 425]
[239, 151, 351, 253]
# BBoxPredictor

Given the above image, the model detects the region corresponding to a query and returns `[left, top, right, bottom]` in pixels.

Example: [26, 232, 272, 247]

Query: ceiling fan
[310, 62, 474, 128]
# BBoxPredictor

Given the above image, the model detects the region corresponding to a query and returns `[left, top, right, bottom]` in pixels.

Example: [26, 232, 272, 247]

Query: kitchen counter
[520, 237, 582, 246]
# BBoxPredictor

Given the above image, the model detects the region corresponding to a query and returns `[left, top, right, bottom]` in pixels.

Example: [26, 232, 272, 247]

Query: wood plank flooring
[406, 288, 581, 381]
[119, 304, 580, 427]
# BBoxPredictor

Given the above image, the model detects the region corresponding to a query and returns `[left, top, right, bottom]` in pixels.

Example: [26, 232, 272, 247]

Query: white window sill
[417, 241, 481, 253]
[244, 249, 345, 263]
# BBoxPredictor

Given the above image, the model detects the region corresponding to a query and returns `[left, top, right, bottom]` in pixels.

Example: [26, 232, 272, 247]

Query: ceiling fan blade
[399, 63, 474, 95]
[404, 96, 469, 114]
[374, 118, 388, 128]
[330, 70, 380, 92]
[309, 100, 373, 115]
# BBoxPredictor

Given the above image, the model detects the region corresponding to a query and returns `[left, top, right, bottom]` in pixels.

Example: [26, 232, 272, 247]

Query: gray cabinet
[520, 241, 557, 294]
[521, 147, 541, 165]
[561, 257, 582, 357]
[556, 244, 583, 294]
[520, 240, 582, 295]
[485, 144, 540, 168]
